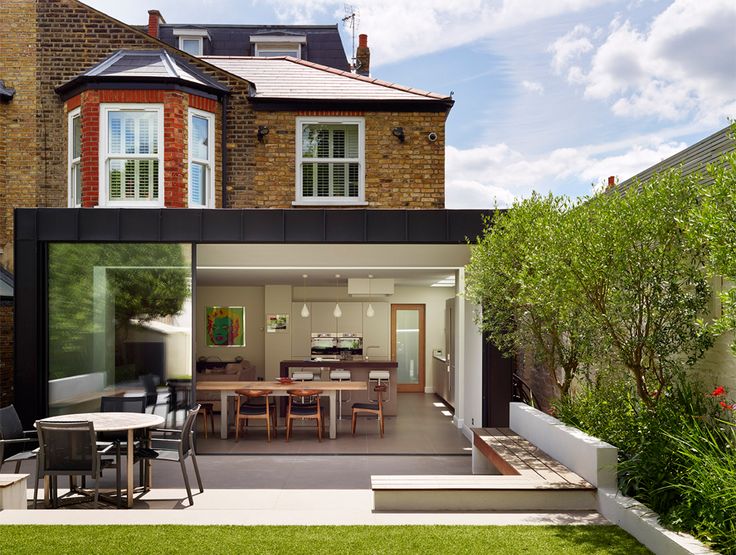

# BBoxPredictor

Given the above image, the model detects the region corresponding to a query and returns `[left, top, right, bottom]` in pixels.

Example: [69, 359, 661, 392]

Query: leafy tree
[465, 193, 594, 396]
[564, 170, 711, 406]
[691, 145, 736, 353]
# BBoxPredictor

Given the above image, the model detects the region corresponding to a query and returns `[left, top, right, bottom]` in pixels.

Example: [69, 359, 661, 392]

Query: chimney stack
[355, 34, 370, 76]
[147, 10, 165, 39]
[607, 175, 616, 189]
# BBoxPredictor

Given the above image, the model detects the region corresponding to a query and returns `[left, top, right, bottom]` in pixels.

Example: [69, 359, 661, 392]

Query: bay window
[100, 104, 164, 207]
[295, 117, 365, 205]
[188, 108, 215, 207]
[68, 107, 81, 207]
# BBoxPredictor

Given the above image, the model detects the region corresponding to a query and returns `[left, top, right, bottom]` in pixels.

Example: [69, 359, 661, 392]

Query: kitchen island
[279, 359, 399, 416]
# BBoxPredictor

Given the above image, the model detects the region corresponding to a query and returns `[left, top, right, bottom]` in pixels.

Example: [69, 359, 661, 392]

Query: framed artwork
[266, 313, 289, 333]
[206, 306, 245, 347]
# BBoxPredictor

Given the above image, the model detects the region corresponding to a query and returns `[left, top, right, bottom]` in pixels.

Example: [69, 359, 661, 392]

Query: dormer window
[173, 29, 210, 56]
[251, 35, 306, 59]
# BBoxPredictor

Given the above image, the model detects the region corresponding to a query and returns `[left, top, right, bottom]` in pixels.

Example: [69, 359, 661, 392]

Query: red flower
[711, 386, 726, 397]
[719, 401, 736, 411]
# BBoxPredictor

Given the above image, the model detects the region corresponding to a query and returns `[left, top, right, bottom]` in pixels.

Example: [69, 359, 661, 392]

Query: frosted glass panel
[396, 309, 420, 385]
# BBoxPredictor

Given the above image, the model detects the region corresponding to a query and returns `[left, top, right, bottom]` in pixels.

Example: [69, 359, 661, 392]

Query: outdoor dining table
[196, 380, 368, 440]
[37, 412, 164, 508]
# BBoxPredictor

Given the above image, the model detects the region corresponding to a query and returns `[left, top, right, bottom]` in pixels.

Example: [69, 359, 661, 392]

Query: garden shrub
[554, 376, 736, 554]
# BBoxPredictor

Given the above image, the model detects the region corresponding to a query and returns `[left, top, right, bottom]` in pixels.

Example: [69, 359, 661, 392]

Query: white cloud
[269, 0, 611, 66]
[521, 80, 544, 94]
[552, 0, 736, 122]
[445, 137, 687, 208]
[548, 24, 593, 75]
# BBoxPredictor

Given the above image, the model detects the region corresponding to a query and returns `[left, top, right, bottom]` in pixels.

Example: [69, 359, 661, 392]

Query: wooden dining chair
[286, 389, 323, 442]
[352, 384, 386, 438]
[234, 389, 276, 442]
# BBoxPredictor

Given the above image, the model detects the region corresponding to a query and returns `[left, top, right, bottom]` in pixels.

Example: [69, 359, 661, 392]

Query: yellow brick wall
[0, 0, 39, 271]
[249, 110, 447, 208]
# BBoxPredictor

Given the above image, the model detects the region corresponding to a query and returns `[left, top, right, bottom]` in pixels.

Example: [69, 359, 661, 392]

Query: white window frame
[294, 116, 366, 206]
[178, 36, 203, 56]
[67, 107, 81, 208]
[188, 108, 215, 208]
[99, 103, 165, 208]
[173, 29, 209, 56]
[254, 42, 301, 58]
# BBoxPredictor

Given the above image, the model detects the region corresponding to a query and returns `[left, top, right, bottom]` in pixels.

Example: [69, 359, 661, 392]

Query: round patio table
[38, 412, 164, 508]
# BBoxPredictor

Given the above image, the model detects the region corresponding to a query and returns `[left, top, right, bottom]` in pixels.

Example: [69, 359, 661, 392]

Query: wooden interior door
[391, 304, 426, 393]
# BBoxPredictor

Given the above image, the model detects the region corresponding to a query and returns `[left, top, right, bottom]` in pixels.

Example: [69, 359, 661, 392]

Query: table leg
[126, 428, 134, 508]
[329, 390, 336, 439]
[44, 475, 50, 507]
[220, 390, 228, 439]
[145, 429, 153, 491]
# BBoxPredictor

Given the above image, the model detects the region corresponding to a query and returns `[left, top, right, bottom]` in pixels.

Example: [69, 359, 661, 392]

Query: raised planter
[509, 402, 717, 555]
[0, 474, 28, 510]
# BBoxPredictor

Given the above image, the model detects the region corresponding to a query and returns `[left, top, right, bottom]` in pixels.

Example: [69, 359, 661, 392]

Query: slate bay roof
[202, 56, 452, 105]
[56, 50, 229, 97]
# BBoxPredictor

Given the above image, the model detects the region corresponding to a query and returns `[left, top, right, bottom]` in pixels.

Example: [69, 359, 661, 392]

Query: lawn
[0, 525, 649, 554]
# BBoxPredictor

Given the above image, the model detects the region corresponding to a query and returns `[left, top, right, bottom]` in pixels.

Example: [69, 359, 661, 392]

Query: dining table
[196, 380, 367, 440]
[37, 412, 164, 508]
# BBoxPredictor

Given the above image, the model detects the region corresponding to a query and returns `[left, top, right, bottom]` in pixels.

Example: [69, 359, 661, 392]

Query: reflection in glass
[48, 243, 192, 415]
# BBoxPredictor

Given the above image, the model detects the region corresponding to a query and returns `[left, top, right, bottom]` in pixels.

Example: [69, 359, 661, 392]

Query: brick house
[1, 0, 512, 434]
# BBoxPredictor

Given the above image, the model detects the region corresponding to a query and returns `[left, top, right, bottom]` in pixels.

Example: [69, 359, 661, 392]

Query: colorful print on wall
[266, 313, 289, 333]
[206, 306, 245, 347]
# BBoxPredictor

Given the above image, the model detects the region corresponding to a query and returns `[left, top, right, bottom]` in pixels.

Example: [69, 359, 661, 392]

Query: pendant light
[333, 273, 342, 318]
[300, 274, 310, 318]
[366, 274, 375, 317]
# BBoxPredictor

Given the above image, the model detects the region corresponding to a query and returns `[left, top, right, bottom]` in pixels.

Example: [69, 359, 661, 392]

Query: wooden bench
[371, 428, 596, 512]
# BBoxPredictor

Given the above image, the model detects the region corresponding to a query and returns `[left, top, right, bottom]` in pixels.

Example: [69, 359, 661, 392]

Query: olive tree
[692, 148, 736, 353]
[465, 193, 593, 396]
[564, 169, 712, 405]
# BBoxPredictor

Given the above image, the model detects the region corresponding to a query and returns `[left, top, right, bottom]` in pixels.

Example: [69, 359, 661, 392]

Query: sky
[82, 0, 736, 208]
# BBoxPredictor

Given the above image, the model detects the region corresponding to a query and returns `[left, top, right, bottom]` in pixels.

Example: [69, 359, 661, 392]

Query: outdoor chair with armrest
[33, 420, 116, 509]
[141, 374, 168, 415]
[141, 404, 203, 506]
[98, 395, 147, 507]
[0, 404, 38, 473]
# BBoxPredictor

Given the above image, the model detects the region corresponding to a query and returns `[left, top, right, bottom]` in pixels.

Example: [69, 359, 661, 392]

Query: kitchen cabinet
[311, 302, 337, 334]
[336, 302, 362, 334]
[291, 302, 311, 357]
[362, 302, 389, 359]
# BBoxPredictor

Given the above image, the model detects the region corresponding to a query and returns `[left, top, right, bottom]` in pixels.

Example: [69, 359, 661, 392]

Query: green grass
[0, 525, 649, 554]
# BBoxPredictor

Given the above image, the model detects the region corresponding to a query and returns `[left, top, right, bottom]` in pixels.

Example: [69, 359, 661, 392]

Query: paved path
[0, 488, 609, 525]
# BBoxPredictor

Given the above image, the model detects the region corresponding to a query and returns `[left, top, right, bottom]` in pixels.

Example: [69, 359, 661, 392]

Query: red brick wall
[68, 89, 217, 208]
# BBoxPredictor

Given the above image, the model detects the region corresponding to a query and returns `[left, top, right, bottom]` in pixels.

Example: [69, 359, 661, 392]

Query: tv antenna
[342, 5, 360, 71]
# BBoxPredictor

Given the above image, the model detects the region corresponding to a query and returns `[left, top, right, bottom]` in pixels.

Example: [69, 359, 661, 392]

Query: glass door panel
[391, 304, 425, 392]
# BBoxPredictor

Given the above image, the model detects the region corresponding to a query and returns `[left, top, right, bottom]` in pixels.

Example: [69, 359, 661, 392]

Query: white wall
[461, 297, 483, 433]
[293, 284, 455, 391]
[264, 285, 292, 380]
[196, 286, 265, 375]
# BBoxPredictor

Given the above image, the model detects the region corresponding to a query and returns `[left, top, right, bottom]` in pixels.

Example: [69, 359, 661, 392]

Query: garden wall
[509, 402, 717, 555]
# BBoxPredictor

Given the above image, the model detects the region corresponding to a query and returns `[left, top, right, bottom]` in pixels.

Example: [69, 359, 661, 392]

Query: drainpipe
[221, 95, 228, 208]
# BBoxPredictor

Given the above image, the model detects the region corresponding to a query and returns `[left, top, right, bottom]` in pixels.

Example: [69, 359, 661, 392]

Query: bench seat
[371, 427, 595, 512]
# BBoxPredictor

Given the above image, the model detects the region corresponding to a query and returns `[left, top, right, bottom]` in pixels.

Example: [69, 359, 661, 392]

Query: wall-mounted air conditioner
[347, 278, 394, 296]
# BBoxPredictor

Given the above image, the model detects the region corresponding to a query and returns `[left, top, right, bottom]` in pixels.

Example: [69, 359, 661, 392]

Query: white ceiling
[196, 267, 457, 287]
[195, 244, 469, 287]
